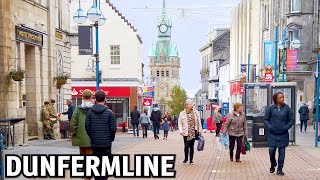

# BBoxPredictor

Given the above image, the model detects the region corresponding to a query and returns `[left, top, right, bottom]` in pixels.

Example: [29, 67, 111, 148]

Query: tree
[168, 85, 187, 116]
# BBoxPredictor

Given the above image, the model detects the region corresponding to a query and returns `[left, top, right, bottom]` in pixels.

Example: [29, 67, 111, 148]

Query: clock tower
[148, 0, 180, 113]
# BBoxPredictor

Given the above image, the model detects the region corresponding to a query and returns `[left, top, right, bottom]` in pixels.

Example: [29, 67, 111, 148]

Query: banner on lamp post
[264, 41, 275, 67]
[78, 26, 93, 55]
[286, 49, 298, 71]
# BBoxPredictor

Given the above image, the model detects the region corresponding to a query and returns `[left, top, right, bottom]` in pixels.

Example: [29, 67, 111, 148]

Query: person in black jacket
[85, 90, 116, 180]
[130, 106, 141, 137]
[150, 104, 162, 140]
[62, 100, 75, 139]
[264, 92, 294, 176]
[298, 103, 309, 132]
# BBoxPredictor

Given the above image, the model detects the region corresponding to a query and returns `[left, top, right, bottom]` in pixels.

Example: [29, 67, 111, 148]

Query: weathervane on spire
[162, 0, 166, 18]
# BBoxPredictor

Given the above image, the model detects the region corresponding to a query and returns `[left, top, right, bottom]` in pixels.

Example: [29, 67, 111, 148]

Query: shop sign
[55, 31, 64, 40]
[72, 87, 130, 97]
[264, 72, 273, 83]
[222, 102, 229, 109]
[143, 98, 153, 106]
[286, 49, 298, 71]
[230, 82, 244, 95]
[105, 98, 124, 104]
[16, 26, 43, 46]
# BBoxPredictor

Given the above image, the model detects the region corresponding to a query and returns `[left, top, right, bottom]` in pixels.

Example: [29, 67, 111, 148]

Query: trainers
[182, 160, 188, 164]
[190, 161, 194, 165]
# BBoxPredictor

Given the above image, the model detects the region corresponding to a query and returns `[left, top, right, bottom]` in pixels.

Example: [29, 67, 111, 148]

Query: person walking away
[139, 109, 151, 138]
[62, 99, 75, 139]
[213, 107, 223, 137]
[130, 106, 141, 137]
[42, 101, 54, 140]
[70, 89, 93, 180]
[162, 118, 170, 140]
[150, 104, 162, 140]
[178, 99, 203, 165]
[172, 114, 178, 131]
[298, 103, 309, 133]
[223, 102, 247, 162]
[85, 90, 117, 180]
[264, 92, 294, 176]
[164, 112, 173, 132]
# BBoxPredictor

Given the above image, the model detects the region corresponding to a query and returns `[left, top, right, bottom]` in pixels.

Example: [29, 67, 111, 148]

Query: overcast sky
[110, 0, 240, 97]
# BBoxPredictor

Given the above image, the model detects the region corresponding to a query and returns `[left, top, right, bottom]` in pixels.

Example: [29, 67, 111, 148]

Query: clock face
[159, 24, 168, 33]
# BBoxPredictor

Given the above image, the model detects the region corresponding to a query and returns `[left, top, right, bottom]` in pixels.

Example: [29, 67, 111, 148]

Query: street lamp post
[277, 27, 301, 82]
[315, 52, 320, 147]
[73, 0, 106, 90]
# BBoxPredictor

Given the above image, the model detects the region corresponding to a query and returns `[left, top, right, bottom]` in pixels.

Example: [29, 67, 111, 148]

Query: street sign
[198, 105, 203, 111]
[222, 102, 229, 109]
[264, 72, 273, 82]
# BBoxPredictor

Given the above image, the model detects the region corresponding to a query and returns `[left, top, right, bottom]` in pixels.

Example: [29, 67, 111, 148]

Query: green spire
[169, 44, 178, 57]
[148, 46, 157, 57]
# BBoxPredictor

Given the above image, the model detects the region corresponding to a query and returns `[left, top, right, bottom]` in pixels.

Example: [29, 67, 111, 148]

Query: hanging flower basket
[7, 67, 26, 82]
[54, 74, 70, 89]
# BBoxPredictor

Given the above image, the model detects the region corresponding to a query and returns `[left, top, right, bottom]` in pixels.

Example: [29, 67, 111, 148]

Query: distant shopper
[298, 103, 309, 133]
[172, 114, 178, 131]
[223, 102, 247, 163]
[85, 90, 117, 180]
[139, 109, 151, 138]
[162, 118, 170, 140]
[150, 104, 162, 140]
[178, 99, 203, 165]
[264, 92, 294, 176]
[62, 100, 75, 121]
[70, 90, 93, 180]
[213, 107, 223, 137]
[62, 99, 75, 139]
[130, 106, 141, 137]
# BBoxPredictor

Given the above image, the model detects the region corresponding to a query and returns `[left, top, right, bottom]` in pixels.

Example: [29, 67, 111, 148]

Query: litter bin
[252, 114, 268, 147]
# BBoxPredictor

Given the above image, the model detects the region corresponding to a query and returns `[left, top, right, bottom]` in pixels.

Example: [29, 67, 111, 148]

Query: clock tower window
[166, 70, 169, 77]
[161, 70, 165, 77]
[157, 70, 160, 77]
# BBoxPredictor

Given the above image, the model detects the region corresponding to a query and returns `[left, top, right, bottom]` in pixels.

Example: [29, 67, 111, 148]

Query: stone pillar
[25, 46, 41, 137]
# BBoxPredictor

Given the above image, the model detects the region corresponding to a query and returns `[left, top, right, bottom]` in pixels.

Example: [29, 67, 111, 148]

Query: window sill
[286, 12, 302, 17]
[109, 65, 121, 69]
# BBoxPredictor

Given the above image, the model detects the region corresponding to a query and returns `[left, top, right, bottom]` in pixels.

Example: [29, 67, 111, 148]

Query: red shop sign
[264, 72, 273, 83]
[72, 87, 131, 97]
[230, 82, 243, 95]
[143, 98, 153, 106]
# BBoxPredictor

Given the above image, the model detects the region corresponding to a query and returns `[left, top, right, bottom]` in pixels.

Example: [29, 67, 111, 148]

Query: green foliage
[168, 85, 187, 115]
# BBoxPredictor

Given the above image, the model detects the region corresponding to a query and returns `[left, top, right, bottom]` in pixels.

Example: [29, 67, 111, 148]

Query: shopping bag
[241, 143, 246, 155]
[219, 134, 229, 148]
[197, 135, 205, 151]
[245, 139, 251, 152]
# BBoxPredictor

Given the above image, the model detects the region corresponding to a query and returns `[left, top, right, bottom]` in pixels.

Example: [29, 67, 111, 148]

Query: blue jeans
[269, 146, 286, 170]
[153, 123, 160, 137]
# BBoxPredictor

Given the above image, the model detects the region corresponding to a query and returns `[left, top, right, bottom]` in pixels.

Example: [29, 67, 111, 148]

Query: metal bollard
[0, 133, 4, 180]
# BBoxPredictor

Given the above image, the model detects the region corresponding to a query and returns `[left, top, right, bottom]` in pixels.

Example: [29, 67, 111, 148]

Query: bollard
[0, 133, 4, 180]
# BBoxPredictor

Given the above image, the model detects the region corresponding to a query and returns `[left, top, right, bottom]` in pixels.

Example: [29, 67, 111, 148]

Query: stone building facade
[0, 0, 71, 144]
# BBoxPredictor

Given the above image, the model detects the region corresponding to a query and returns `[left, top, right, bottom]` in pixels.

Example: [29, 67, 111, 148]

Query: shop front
[230, 81, 244, 110]
[71, 86, 138, 126]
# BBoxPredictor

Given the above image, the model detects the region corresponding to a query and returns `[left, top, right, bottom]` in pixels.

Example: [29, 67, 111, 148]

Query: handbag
[197, 135, 205, 151]
[241, 143, 246, 155]
[195, 130, 200, 140]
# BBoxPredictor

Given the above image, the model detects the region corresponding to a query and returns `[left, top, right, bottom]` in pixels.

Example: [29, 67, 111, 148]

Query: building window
[263, 5, 269, 28]
[110, 45, 120, 64]
[161, 70, 165, 77]
[291, 0, 301, 13]
[166, 70, 169, 77]
[157, 70, 160, 77]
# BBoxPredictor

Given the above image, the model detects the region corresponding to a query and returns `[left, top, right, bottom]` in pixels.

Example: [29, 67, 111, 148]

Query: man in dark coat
[85, 90, 117, 180]
[298, 103, 309, 132]
[130, 106, 141, 137]
[150, 104, 162, 139]
[62, 100, 75, 121]
[264, 92, 294, 176]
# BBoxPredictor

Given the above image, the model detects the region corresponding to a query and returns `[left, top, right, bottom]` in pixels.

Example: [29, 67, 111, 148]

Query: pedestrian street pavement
[3, 125, 320, 179]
